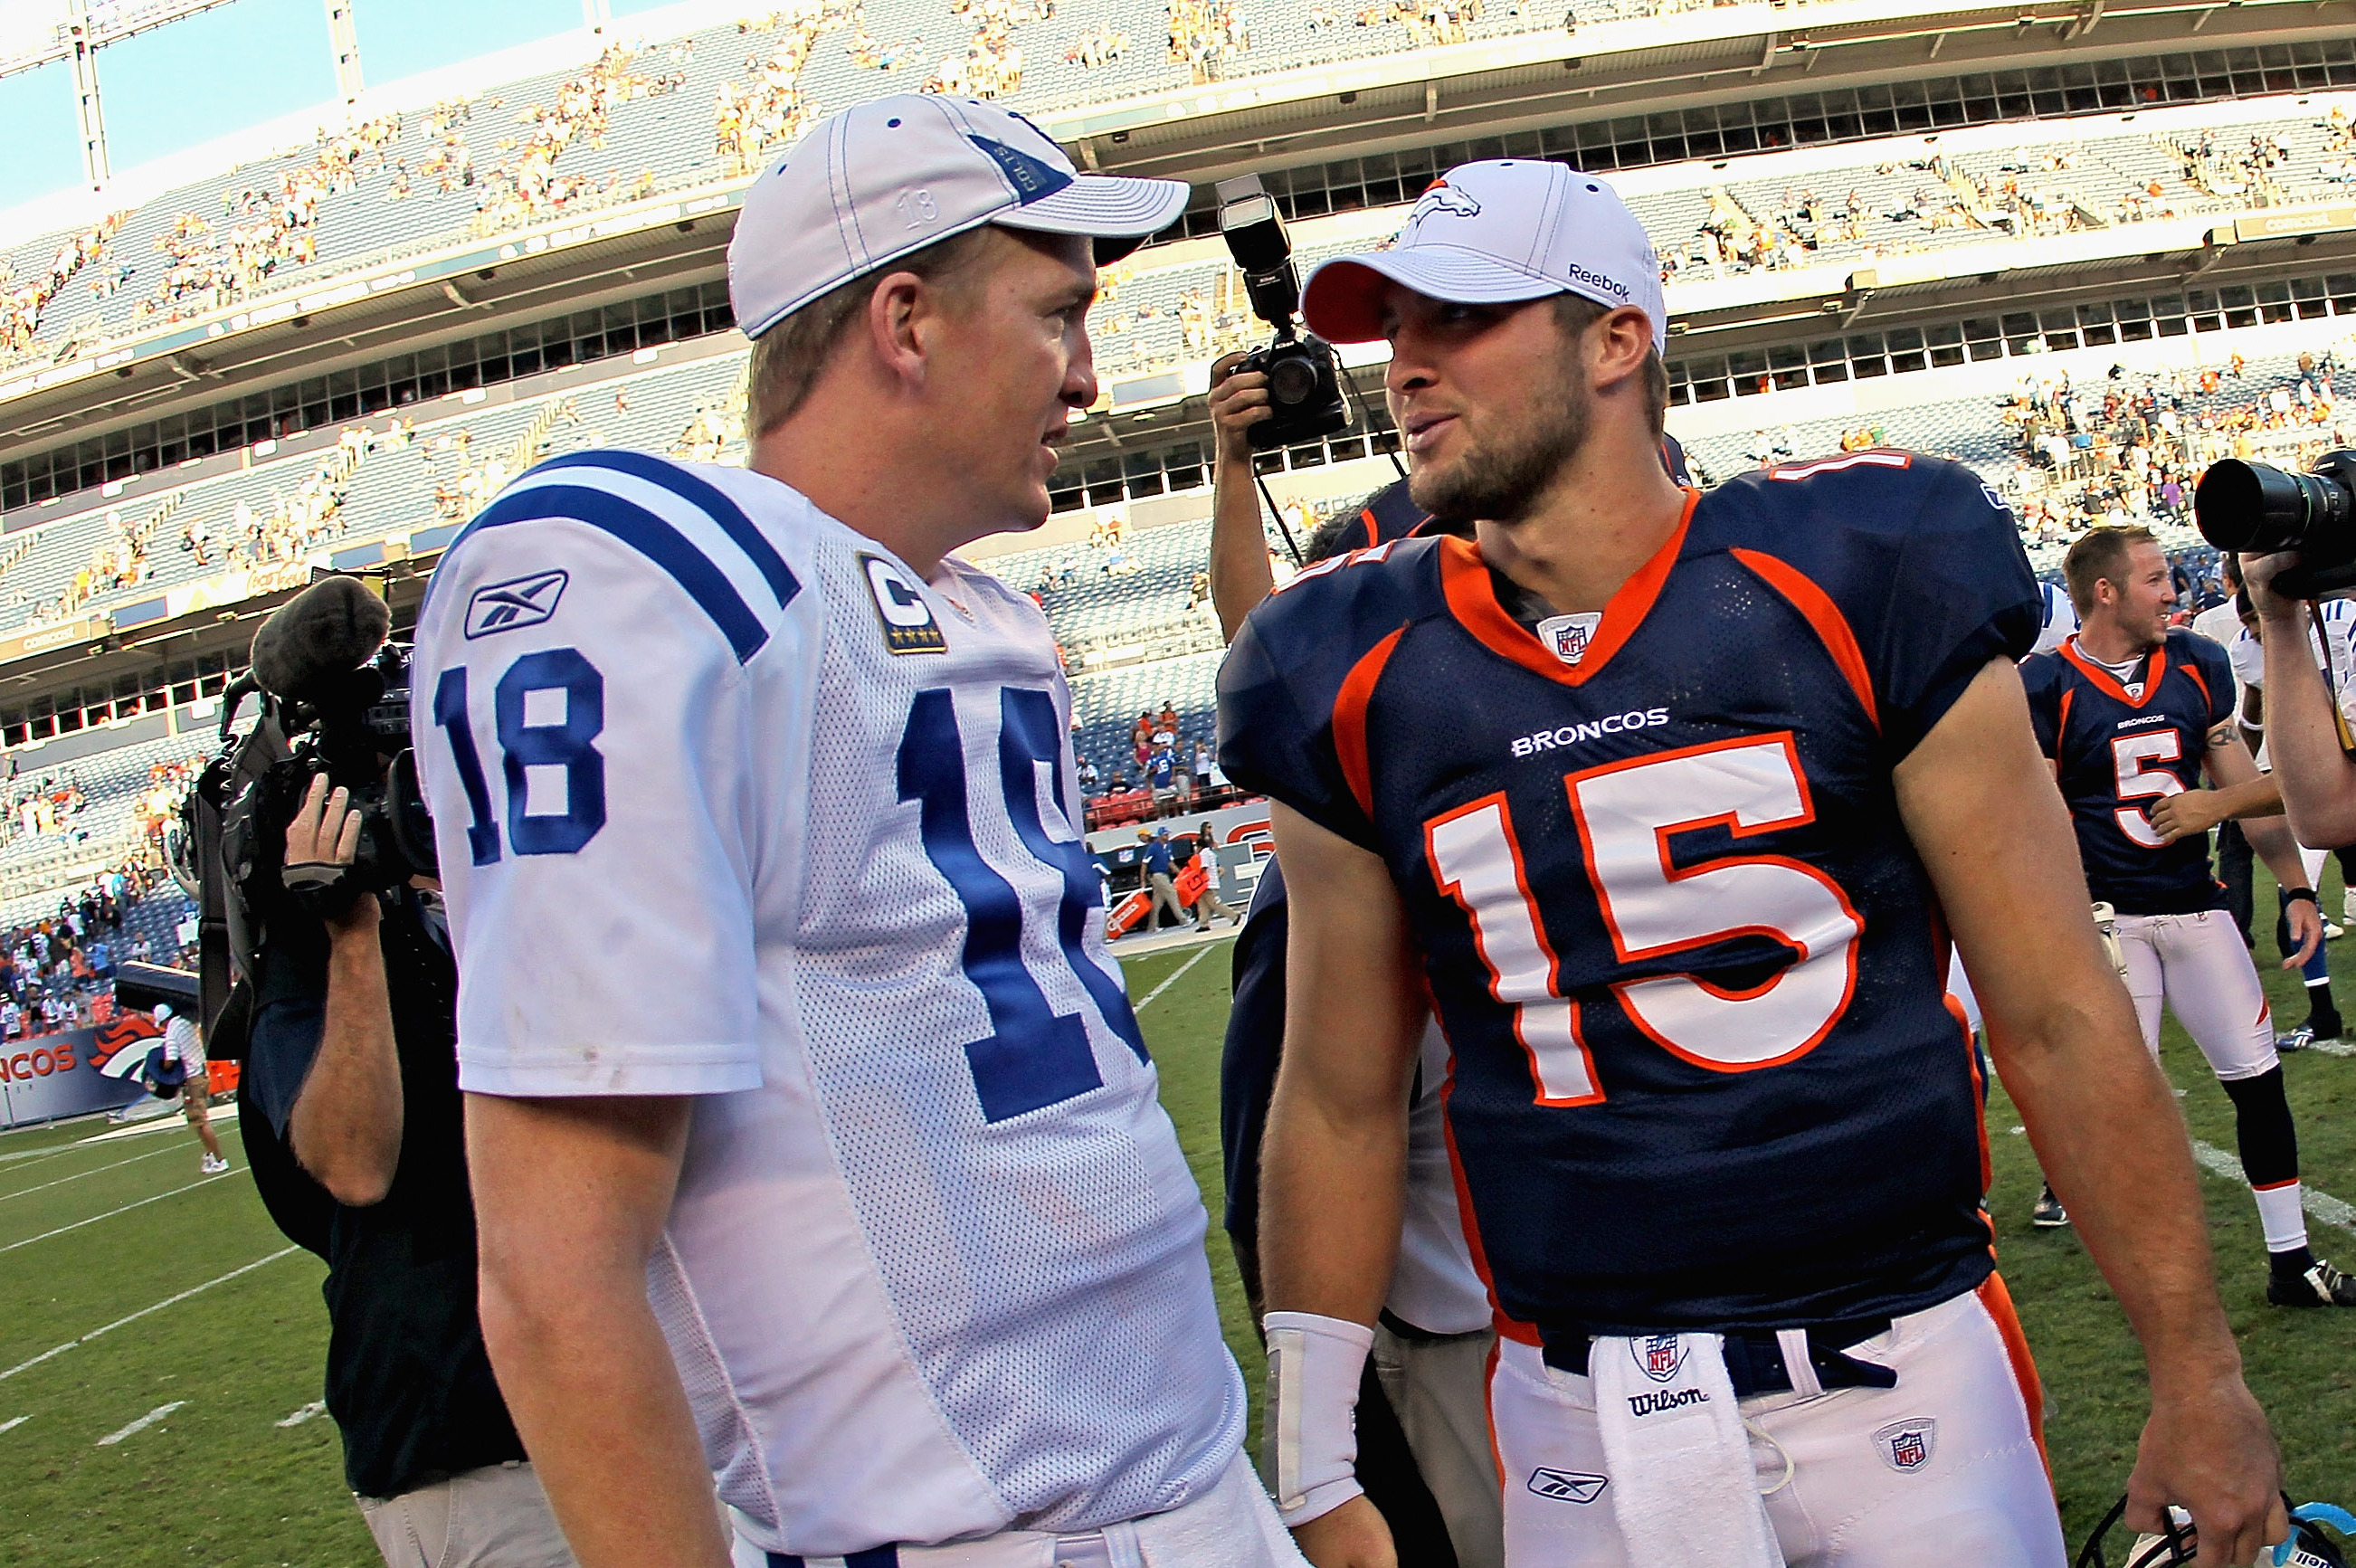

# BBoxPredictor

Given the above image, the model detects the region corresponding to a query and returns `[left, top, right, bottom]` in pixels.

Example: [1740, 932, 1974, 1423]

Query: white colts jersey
[2030, 580, 2077, 656]
[412, 451, 1243, 1558]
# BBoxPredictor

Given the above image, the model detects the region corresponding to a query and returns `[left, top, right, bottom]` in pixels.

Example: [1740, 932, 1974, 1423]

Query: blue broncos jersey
[1217, 451, 2040, 1336]
[2020, 630, 2235, 917]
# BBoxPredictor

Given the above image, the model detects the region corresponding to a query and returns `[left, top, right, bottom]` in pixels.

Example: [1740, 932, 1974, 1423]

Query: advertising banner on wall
[0, 1027, 144, 1127]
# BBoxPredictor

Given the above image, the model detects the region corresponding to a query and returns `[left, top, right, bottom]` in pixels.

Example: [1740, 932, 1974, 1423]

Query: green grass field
[6, 897, 2356, 1566]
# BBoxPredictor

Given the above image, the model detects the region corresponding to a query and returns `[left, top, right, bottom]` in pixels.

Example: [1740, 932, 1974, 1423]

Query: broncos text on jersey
[2020, 630, 2236, 917]
[1217, 451, 2040, 1339]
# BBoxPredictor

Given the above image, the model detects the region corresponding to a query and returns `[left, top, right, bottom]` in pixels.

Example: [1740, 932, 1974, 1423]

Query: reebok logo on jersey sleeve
[861, 553, 948, 654]
[464, 570, 568, 639]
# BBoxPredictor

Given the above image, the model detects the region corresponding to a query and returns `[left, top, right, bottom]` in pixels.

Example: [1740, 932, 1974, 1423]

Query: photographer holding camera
[228, 580, 574, 1568]
[2199, 452, 2356, 854]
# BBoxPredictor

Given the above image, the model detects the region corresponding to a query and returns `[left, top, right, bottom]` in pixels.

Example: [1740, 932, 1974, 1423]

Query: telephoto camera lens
[2196, 458, 2354, 556]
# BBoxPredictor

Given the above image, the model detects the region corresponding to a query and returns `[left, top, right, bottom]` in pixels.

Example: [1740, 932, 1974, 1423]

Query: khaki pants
[1145, 872, 1190, 932]
[1373, 1322, 1504, 1568]
[359, 1459, 577, 1568]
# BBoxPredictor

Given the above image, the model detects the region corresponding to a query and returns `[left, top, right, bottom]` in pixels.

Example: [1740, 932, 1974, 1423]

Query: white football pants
[1488, 1281, 2065, 1567]
[2113, 909, 2280, 1081]
[730, 1450, 1307, 1568]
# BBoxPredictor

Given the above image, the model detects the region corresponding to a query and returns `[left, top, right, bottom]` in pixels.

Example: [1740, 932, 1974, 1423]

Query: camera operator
[2202, 452, 2356, 851]
[233, 584, 574, 1568]
[2242, 559, 2356, 851]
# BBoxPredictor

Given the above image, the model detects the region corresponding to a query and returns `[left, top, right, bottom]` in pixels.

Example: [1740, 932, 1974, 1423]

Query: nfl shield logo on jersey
[1536, 612, 1602, 666]
[1635, 1334, 1687, 1383]
[1875, 1418, 1936, 1472]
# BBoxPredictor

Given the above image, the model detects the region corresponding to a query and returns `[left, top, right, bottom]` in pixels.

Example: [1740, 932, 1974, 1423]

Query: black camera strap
[1258, 471, 1304, 566]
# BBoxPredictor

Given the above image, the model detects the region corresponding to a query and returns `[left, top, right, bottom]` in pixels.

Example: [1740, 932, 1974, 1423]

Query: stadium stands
[3, 0, 2353, 383]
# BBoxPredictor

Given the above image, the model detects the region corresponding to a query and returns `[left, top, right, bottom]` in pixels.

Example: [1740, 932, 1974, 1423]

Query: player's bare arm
[1207, 353, 1277, 642]
[1259, 802, 1428, 1568]
[2144, 726, 2285, 842]
[1895, 656, 2286, 1567]
[2242, 556, 2356, 848]
[2197, 727, 2323, 967]
[469, 1092, 732, 1568]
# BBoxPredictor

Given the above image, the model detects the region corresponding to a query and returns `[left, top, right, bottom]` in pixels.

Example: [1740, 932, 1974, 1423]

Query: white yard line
[96, 1401, 185, 1447]
[80, 1103, 241, 1145]
[1135, 942, 1220, 1012]
[0, 1415, 27, 1436]
[0, 1245, 302, 1384]
[2189, 1139, 2356, 1235]
[0, 1165, 238, 1255]
[0, 1142, 179, 1204]
[274, 1401, 327, 1429]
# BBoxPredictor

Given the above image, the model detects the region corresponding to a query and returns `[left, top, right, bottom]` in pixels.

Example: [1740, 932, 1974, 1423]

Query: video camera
[1216, 175, 1350, 451]
[2194, 450, 2356, 600]
[211, 577, 438, 956]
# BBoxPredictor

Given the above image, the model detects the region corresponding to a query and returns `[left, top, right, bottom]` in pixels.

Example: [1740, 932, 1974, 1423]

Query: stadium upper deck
[2, 0, 2353, 400]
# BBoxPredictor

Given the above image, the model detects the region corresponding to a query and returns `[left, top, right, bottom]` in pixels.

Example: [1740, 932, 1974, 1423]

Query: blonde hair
[743, 224, 1000, 437]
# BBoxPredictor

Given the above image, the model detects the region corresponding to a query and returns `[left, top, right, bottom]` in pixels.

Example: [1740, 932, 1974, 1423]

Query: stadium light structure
[0, 0, 366, 190]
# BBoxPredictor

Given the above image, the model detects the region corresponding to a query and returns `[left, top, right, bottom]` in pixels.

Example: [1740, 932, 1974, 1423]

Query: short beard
[1411, 360, 1591, 527]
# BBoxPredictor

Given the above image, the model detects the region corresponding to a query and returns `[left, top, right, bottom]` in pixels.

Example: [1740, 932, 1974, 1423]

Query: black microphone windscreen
[249, 576, 391, 700]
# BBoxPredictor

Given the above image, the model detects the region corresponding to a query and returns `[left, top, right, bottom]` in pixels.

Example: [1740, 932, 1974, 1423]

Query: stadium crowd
[0, 859, 176, 1040]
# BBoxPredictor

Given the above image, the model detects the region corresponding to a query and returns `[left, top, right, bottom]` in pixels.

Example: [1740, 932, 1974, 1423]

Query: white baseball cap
[152, 1004, 173, 1022]
[1301, 160, 1666, 353]
[729, 94, 1192, 341]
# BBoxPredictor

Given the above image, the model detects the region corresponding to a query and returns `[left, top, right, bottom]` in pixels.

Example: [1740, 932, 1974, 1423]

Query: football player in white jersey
[2031, 576, 2079, 655]
[414, 98, 1303, 1568]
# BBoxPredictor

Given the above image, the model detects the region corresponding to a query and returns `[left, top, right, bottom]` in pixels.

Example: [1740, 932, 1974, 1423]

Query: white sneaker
[200, 1155, 228, 1175]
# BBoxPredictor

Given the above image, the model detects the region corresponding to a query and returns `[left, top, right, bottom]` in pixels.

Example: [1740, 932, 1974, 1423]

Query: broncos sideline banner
[0, 1026, 144, 1128]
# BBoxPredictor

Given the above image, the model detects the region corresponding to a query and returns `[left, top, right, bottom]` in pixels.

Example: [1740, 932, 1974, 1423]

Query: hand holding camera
[1209, 353, 1273, 465]
[282, 774, 378, 934]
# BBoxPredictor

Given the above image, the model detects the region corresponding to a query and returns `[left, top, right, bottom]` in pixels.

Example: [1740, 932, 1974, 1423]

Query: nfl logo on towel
[1636, 1335, 1686, 1383]
[1875, 1418, 1936, 1472]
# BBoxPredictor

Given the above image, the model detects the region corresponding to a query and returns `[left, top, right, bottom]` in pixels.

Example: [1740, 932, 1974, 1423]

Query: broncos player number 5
[1431, 734, 1862, 1107]
[2109, 731, 2184, 848]
[431, 650, 610, 866]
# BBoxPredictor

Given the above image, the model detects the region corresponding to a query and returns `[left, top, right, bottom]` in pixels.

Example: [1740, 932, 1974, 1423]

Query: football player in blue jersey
[1218, 158, 2285, 1568]
[2020, 527, 2354, 1311]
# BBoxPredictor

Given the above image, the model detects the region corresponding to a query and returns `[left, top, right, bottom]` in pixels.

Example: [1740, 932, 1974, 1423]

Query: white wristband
[1262, 1310, 1373, 1527]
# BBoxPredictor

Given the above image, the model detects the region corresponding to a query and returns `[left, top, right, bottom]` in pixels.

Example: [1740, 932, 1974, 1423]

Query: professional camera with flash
[1217, 175, 1350, 451]
[2195, 450, 2356, 599]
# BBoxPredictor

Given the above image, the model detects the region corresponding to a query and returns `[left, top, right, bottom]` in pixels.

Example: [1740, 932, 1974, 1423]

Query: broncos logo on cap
[1405, 178, 1482, 234]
